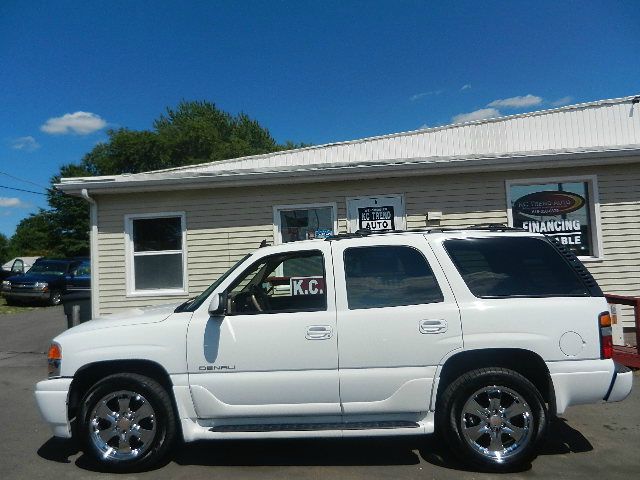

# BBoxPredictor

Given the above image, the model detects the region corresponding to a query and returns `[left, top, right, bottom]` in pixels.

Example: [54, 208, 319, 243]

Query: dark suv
[1, 258, 90, 306]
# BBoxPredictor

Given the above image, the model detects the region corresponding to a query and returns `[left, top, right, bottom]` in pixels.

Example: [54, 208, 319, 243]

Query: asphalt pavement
[0, 306, 638, 480]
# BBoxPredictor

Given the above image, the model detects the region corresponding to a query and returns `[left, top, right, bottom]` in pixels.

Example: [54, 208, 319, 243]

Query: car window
[27, 261, 69, 276]
[227, 250, 327, 314]
[444, 237, 590, 298]
[11, 259, 24, 273]
[344, 245, 443, 310]
[71, 261, 91, 276]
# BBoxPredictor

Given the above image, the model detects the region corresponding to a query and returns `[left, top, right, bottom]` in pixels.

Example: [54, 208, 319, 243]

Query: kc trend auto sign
[358, 206, 395, 231]
[513, 191, 585, 216]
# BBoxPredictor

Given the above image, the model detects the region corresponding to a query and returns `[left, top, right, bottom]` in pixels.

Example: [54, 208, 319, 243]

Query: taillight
[599, 312, 613, 359]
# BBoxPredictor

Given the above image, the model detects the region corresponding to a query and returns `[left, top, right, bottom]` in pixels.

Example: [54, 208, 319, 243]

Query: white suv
[35, 228, 633, 472]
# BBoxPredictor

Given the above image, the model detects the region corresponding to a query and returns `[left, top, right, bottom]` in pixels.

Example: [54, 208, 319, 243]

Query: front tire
[437, 367, 548, 472]
[49, 290, 62, 306]
[79, 373, 177, 472]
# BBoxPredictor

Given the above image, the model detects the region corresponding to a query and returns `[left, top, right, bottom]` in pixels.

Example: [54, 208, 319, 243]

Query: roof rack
[465, 223, 526, 232]
[324, 224, 526, 240]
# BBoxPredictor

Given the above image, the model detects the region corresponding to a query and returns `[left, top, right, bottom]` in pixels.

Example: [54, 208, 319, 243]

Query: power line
[0, 171, 49, 190]
[0, 185, 48, 196]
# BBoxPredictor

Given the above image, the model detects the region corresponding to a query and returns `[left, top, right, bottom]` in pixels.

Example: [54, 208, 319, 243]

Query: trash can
[62, 291, 91, 329]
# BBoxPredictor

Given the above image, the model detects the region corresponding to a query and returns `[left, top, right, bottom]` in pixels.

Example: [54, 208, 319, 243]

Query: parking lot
[0, 306, 638, 480]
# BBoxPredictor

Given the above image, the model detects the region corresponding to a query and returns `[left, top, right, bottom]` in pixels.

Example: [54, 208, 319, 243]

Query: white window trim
[505, 175, 604, 262]
[124, 211, 189, 297]
[273, 202, 338, 245]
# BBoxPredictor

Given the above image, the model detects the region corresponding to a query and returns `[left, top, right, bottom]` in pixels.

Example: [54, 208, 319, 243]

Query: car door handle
[419, 319, 448, 334]
[306, 325, 333, 340]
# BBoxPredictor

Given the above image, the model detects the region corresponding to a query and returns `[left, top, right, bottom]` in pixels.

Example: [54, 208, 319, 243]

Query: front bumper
[3, 290, 49, 301]
[34, 378, 73, 438]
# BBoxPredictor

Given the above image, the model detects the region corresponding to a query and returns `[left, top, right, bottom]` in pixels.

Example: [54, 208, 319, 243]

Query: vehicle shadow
[174, 436, 422, 467]
[36, 417, 593, 473]
[418, 417, 593, 473]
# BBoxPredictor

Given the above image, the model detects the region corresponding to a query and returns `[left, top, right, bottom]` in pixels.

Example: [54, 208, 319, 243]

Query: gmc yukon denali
[35, 228, 633, 472]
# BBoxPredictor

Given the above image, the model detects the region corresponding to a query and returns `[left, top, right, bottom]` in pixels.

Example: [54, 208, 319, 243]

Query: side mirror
[208, 292, 228, 316]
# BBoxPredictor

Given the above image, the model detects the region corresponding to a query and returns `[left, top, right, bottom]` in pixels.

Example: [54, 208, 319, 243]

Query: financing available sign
[358, 206, 395, 231]
[512, 189, 590, 252]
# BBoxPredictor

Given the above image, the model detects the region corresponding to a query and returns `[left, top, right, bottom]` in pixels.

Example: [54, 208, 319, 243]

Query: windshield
[176, 254, 251, 313]
[27, 261, 68, 276]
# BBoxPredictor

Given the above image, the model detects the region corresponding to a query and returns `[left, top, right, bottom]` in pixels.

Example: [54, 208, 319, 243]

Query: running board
[209, 420, 419, 433]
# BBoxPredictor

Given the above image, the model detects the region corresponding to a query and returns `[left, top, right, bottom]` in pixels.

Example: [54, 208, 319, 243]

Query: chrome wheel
[50, 291, 62, 306]
[88, 390, 157, 461]
[460, 385, 533, 463]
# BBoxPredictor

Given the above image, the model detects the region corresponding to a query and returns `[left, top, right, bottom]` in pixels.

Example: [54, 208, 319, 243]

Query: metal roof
[58, 95, 640, 194]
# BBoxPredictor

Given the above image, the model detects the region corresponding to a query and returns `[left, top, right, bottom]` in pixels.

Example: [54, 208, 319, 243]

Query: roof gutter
[57, 146, 640, 196]
[80, 188, 96, 205]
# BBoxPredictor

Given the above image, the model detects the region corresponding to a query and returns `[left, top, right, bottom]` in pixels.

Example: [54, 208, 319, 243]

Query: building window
[274, 203, 337, 243]
[125, 213, 187, 295]
[507, 177, 602, 260]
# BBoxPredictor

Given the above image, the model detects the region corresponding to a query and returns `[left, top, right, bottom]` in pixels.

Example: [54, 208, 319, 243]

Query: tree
[9, 211, 61, 257]
[0, 233, 9, 265]
[47, 163, 92, 257]
[77, 100, 297, 176]
[9, 100, 306, 257]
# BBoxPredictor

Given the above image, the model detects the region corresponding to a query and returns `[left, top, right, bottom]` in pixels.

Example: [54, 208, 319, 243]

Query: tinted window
[133, 217, 182, 252]
[28, 261, 69, 276]
[344, 246, 443, 309]
[71, 261, 91, 276]
[227, 250, 327, 314]
[444, 237, 589, 298]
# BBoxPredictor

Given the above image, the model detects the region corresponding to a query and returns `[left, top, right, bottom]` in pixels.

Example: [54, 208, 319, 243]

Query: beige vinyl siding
[95, 162, 640, 328]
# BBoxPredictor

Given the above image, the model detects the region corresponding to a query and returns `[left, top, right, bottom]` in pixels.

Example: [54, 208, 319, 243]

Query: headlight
[47, 342, 62, 378]
[1, 280, 10, 290]
[34, 282, 48, 290]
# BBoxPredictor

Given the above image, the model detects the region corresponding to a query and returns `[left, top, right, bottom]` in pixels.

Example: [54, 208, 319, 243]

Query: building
[57, 95, 640, 334]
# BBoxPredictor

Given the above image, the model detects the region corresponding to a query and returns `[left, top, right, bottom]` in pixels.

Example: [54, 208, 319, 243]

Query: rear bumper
[548, 359, 633, 414]
[604, 362, 633, 403]
[34, 378, 72, 438]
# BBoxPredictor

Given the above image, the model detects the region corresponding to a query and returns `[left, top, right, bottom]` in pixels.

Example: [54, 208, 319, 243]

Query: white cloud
[40, 111, 107, 135]
[452, 108, 501, 124]
[410, 90, 443, 101]
[0, 197, 30, 208]
[461, 84, 471, 91]
[10, 136, 40, 151]
[487, 94, 542, 109]
[550, 96, 573, 107]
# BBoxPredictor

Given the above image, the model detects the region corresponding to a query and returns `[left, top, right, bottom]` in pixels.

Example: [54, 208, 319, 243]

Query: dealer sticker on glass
[290, 276, 325, 295]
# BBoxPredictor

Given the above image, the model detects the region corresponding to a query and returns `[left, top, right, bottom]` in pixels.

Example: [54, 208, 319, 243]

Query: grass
[0, 296, 39, 315]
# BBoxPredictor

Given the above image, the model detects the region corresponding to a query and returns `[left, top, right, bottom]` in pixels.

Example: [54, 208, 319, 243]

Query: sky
[1, 0, 639, 237]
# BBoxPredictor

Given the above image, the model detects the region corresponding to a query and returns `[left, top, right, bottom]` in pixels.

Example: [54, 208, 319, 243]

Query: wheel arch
[67, 359, 180, 438]
[434, 348, 556, 416]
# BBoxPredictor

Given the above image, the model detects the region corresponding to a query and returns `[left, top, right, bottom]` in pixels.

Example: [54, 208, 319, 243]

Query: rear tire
[79, 373, 177, 472]
[436, 367, 548, 472]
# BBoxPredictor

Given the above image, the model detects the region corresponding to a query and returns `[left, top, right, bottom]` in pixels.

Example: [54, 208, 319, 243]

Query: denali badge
[198, 365, 236, 371]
